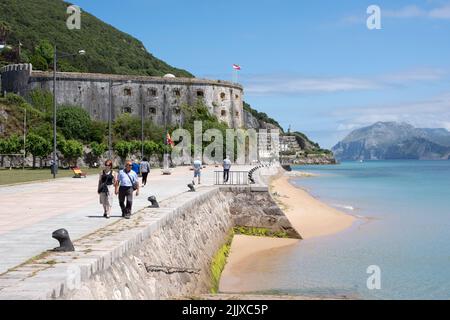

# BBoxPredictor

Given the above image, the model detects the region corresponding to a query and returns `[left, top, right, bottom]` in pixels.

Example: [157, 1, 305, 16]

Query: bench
[71, 166, 87, 178]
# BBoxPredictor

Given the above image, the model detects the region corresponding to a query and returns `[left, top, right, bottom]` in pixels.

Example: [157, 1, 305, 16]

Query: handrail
[214, 170, 249, 185]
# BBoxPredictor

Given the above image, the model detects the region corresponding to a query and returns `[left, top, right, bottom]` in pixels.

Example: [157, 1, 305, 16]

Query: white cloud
[243, 68, 446, 95]
[382, 68, 446, 83]
[429, 5, 450, 18]
[384, 5, 425, 18]
[343, 3, 450, 23]
[333, 92, 450, 132]
[245, 75, 378, 95]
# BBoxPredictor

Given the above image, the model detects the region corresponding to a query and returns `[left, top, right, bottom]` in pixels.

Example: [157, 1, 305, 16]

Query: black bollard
[52, 229, 75, 252]
[148, 196, 160, 208]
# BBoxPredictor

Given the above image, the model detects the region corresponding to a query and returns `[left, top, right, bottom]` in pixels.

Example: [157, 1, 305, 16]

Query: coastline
[219, 171, 357, 294]
[271, 174, 356, 239]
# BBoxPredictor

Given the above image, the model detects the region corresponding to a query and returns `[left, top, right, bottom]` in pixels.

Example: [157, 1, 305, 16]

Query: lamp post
[141, 102, 144, 159]
[108, 80, 132, 159]
[52, 46, 85, 178]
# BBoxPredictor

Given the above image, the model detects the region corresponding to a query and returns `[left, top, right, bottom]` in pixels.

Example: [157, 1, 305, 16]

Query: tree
[113, 113, 164, 142]
[56, 106, 92, 142]
[142, 140, 159, 157]
[114, 141, 133, 162]
[0, 135, 22, 168]
[90, 142, 107, 165]
[30, 54, 48, 71]
[25, 133, 51, 168]
[60, 139, 83, 167]
[0, 21, 11, 43]
[90, 121, 107, 144]
[34, 40, 54, 67]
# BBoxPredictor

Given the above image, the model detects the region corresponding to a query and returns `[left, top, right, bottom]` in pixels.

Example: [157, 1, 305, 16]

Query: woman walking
[140, 157, 150, 187]
[98, 160, 117, 219]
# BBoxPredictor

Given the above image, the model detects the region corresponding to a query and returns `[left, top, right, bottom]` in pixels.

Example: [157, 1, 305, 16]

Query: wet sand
[219, 172, 356, 293]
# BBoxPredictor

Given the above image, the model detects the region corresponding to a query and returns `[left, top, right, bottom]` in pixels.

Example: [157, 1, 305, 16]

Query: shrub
[34, 40, 54, 67]
[90, 141, 107, 158]
[90, 121, 107, 144]
[142, 140, 159, 157]
[30, 54, 48, 71]
[56, 105, 92, 142]
[28, 90, 53, 114]
[113, 113, 164, 142]
[114, 140, 133, 160]
[5, 93, 26, 106]
[60, 139, 83, 166]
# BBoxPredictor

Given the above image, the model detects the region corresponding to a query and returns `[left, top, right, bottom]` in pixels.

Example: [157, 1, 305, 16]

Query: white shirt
[223, 159, 232, 170]
[118, 169, 138, 187]
[193, 160, 202, 171]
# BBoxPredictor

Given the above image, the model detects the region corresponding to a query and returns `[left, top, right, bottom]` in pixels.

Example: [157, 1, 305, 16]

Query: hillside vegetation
[0, 0, 192, 77]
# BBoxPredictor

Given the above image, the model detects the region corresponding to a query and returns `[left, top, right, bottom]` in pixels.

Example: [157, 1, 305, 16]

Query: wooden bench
[71, 166, 87, 178]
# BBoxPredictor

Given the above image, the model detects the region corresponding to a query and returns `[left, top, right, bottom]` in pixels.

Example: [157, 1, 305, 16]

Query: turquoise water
[261, 161, 450, 299]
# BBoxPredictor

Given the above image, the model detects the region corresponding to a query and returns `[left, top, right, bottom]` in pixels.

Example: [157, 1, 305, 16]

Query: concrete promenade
[0, 165, 251, 275]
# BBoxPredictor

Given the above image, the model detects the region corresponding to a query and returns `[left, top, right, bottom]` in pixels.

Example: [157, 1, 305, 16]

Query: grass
[209, 227, 292, 294]
[210, 231, 234, 294]
[0, 167, 100, 186]
[233, 226, 290, 239]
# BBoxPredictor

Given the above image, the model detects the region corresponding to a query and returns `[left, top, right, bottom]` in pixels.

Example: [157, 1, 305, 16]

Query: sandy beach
[219, 171, 356, 293]
[271, 174, 356, 239]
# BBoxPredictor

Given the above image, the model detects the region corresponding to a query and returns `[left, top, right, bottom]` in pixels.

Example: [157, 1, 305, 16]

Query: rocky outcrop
[243, 110, 280, 130]
[332, 122, 450, 161]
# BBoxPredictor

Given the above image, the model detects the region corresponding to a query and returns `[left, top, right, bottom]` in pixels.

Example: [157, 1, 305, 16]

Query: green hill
[0, 0, 193, 77]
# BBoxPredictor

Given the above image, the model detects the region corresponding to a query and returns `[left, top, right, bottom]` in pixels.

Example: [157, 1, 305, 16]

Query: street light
[52, 46, 85, 178]
[108, 80, 132, 159]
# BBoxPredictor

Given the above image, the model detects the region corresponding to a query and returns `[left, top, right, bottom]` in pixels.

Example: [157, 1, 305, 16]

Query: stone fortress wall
[0, 64, 245, 129]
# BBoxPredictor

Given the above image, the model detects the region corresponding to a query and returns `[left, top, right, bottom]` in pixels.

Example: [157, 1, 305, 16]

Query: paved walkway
[0, 165, 251, 274]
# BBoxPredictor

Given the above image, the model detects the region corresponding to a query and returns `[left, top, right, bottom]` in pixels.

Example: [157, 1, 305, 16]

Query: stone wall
[0, 64, 32, 95]
[0, 184, 299, 300]
[0, 65, 245, 129]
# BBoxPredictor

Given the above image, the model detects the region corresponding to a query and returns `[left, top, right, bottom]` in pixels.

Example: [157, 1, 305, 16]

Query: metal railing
[214, 171, 249, 185]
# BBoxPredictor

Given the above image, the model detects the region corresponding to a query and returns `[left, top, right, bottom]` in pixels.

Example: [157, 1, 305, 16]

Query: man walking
[115, 161, 140, 219]
[193, 157, 202, 185]
[223, 155, 231, 183]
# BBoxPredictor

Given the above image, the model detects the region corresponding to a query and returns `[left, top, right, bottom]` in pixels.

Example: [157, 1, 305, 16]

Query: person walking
[115, 161, 140, 219]
[193, 157, 202, 185]
[223, 155, 232, 183]
[131, 160, 140, 175]
[140, 157, 151, 187]
[97, 160, 117, 219]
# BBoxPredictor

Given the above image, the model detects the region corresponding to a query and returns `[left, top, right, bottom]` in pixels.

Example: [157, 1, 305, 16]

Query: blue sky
[73, 0, 450, 148]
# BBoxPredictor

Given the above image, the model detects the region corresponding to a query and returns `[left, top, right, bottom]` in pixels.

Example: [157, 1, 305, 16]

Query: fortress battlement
[1, 64, 245, 129]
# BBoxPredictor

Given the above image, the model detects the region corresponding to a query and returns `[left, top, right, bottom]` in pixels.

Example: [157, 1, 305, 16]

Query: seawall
[0, 177, 299, 299]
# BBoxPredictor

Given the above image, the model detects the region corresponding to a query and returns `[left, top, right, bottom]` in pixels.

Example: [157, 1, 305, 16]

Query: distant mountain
[332, 122, 450, 160]
[0, 0, 193, 77]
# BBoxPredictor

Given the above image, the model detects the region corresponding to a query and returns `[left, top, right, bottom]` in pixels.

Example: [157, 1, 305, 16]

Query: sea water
[249, 161, 450, 299]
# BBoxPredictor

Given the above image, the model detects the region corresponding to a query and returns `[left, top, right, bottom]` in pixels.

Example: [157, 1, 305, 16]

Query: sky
[73, 0, 450, 148]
